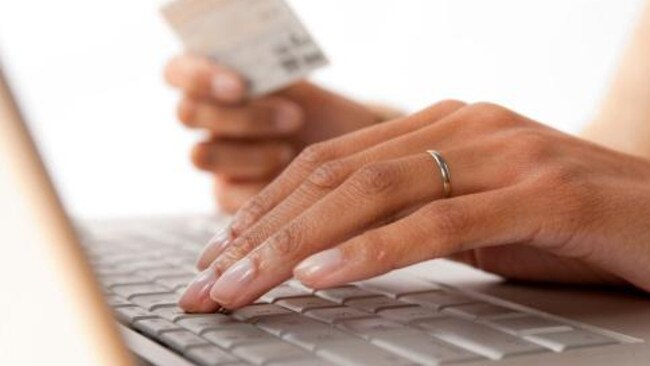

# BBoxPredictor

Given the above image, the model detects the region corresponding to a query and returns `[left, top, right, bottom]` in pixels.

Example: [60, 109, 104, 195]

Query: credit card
[162, 0, 329, 96]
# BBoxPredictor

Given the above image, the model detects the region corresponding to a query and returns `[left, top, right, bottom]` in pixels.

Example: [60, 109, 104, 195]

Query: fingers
[203, 154, 447, 308]
[195, 101, 498, 271]
[230, 99, 468, 235]
[205, 144, 514, 308]
[165, 54, 246, 103]
[192, 140, 295, 180]
[294, 186, 538, 289]
[179, 96, 304, 138]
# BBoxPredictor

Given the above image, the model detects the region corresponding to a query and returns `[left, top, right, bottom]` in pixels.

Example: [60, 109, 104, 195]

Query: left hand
[179, 101, 650, 312]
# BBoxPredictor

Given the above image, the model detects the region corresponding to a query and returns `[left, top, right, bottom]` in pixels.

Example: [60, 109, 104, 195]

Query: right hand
[164, 54, 392, 213]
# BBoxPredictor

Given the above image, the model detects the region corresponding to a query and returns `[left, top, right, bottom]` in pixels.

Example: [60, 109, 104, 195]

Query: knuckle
[265, 223, 306, 259]
[225, 236, 259, 261]
[295, 142, 336, 172]
[347, 162, 401, 198]
[432, 99, 467, 111]
[509, 130, 553, 166]
[466, 102, 519, 129]
[306, 160, 351, 190]
[234, 197, 269, 234]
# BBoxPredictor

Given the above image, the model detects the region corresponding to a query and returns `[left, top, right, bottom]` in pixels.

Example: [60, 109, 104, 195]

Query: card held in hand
[162, 0, 329, 96]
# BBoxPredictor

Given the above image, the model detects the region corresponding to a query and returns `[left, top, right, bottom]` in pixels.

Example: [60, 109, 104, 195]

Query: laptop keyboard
[82, 217, 634, 366]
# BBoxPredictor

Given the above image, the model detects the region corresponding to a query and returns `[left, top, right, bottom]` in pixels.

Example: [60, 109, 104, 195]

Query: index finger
[164, 54, 247, 104]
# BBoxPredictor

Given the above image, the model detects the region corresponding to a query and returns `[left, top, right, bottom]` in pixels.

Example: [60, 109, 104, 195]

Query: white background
[0, 0, 645, 219]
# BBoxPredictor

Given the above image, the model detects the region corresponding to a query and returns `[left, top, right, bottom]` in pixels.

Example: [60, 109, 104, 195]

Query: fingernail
[197, 227, 232, 270]
[274, 103, 302, 133]
[211, 73, 244, 102]
[295, 248, 343, 280]
[179, 269, 217, 312]
[210, 257, 256, 305]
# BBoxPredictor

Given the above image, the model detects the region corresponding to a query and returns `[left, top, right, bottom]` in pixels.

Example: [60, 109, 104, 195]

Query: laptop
[1, 62, 650, 366]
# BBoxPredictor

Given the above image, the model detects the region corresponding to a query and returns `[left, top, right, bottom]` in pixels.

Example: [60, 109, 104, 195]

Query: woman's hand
[179, 100, 650, 312]
[165, 55, 388, 212]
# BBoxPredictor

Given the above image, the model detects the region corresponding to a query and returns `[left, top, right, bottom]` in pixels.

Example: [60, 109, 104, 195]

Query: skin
[177, 100, 650, 312]
[583, 0, 650, 159]
[164, 55, 394, 213]
[172, 0, 650, 312]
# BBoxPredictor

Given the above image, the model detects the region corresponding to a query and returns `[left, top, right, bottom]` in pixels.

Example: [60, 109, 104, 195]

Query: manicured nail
[211, 73, 244, 102]
[179, 269, 218, 312]
[210, 257, 256, 305]
[295, 248, 343, 280]
[274, 103, 303, 133]
[197, 227, 232, 270]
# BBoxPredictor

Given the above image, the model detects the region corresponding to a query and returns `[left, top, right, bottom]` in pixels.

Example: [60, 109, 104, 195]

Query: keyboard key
[185, 345, 239, 366]
[115, 260, 168, 272]
[105, 294, 132, 308]
[95, 267, 134, 277]
[400, 291, 477, 310]
[255, 315, 330, 336]
[159, 330, 210, 352]
[133, 318, 181, 337]
[283, 328, 358, 351]
[131, 293, 179, 311]
[524, 329, 618, 352]
[417, 317, 547, 360]
[112, 284, 173, 299]
[317, 340, 419, 366]
[345, 297, 413, 313]
[276, 296, 339, 313]
[114, 306, 158, 324]
[357, 274, 440, 298]
[233, 341, 312, 365]
[338, 317, 419, 340]
[261, 285, 312, 303]
[317, 286, 377, 304]
[153, 306, 204, 322]
[305, 307, 373, 324]
[443, 303, 520, 320]
[101, 274, 151, 288]
[378, 306, 445, 324]
[203, 325, 278, 349]
[286, 279, 316, 293]
[137, 267, 195, 280]
[486, 315, 573, 335]
[372, 334, 483, 365]
[177, 314, 237, 334]
[155, 275, 195, 290]
[231, 304, 293, 322]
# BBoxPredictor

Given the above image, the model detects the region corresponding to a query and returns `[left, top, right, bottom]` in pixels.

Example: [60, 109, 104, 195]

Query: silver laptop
[1, 59, 650, 366]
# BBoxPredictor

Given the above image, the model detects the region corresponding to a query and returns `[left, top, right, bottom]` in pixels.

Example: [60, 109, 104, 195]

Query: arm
[582, 0, 650, 159]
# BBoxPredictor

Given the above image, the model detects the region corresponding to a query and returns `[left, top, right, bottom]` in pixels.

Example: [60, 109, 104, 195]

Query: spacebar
[416, 318, 547, 360]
